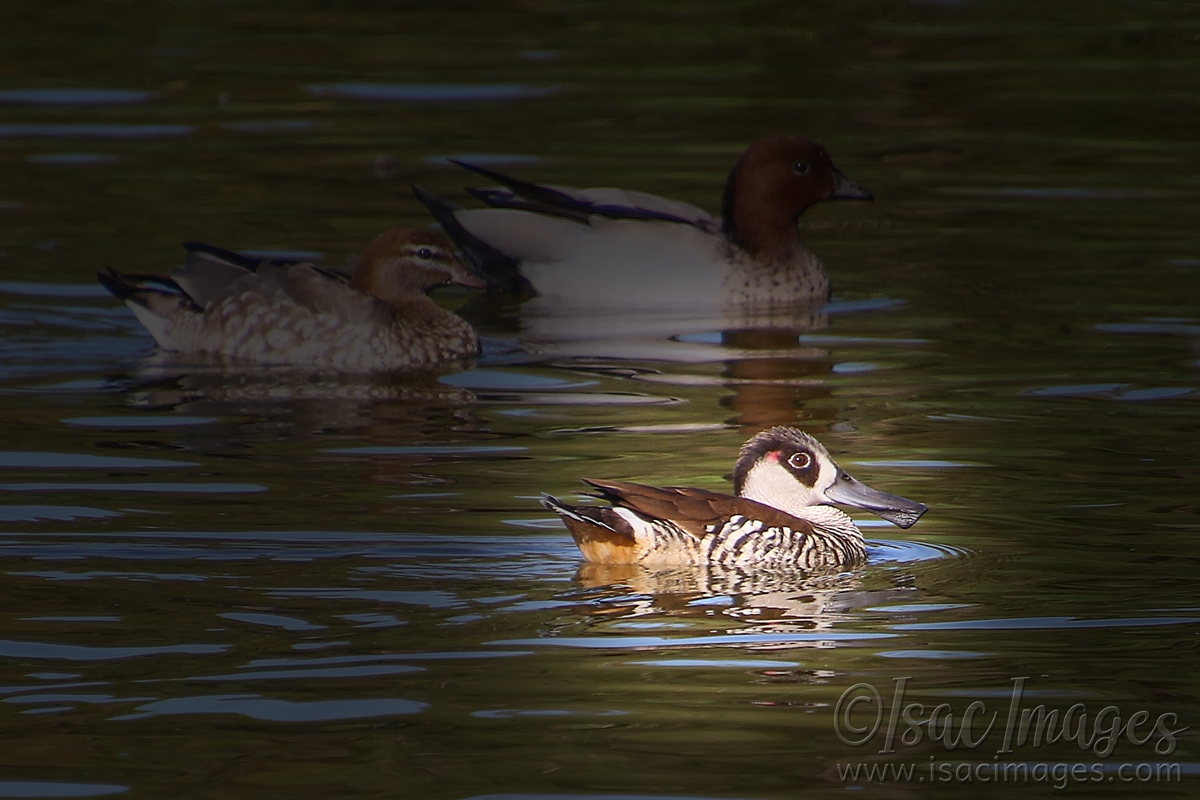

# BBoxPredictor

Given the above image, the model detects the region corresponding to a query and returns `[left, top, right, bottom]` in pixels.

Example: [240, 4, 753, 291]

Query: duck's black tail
[97, 267, 190, 306]
[411, 185, 534, 296]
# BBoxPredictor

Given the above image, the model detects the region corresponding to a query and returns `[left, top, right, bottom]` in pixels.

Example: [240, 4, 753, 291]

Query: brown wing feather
[583, 478, 817, 540]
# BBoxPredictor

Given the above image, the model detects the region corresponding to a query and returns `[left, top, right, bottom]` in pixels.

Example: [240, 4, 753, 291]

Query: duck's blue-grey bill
[825, 472, 927, 529]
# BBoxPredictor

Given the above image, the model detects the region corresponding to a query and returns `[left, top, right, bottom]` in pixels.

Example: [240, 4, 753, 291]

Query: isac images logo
[833, 677, 1188, 789]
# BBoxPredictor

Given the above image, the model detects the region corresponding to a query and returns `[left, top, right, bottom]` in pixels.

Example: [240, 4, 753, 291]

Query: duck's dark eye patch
[793, 161, 810, 175]
[416, 247, 434, 260]
[784, 449, 819, 486]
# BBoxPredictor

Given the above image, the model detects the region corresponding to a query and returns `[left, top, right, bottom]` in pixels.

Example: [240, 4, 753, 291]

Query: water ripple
[306, 82, 557, 102]
[0, 88, 156, 105]
[0, 780, 128, 797]
[268, 587, 466, 608]
[323, 444, 526, 457]
[27, 153, 120, 166]
[627, 658, 802, 668]
[4, 692, 155, 706]
[893, 615, 1200, 631]
[0, 482, 265, 494]
[0, 639, 226, 661]
[489, 631, 894, 649]
[192, 664, 422, 682]
[245, 651, 531, 669]
[110, 693, 427, 722]
[0, 505, 119, 522]
[62, 416, 218, 428]
[0, 124, 192, 138]
[876, 650, 988, 659]
[0, 452, 197, 469]
[472, 708, 627, 719]
[218, 613, 325, 632]
[868, 540, 968, 563]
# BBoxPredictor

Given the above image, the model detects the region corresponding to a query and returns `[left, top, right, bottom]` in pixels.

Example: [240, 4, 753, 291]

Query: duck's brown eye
[788, 451, 812, 470]
[793, 161, 810, 175]
[416, 248, 434, 260]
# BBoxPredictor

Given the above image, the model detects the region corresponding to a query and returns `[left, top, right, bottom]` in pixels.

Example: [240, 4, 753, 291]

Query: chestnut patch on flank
[563, 518, 640, 564]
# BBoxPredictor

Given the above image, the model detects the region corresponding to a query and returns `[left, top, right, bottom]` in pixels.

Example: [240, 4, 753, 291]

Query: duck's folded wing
[250, 262, 383, 325]
[562, 188, 719, 232]
[175, 243, 261, 307]
[583, 479, 812, 540]
[451, 159, 718, 231]
[176, 243, 343, 309]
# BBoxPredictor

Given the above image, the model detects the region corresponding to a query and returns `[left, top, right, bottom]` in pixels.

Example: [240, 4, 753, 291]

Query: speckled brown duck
[99, 229, 483, 372]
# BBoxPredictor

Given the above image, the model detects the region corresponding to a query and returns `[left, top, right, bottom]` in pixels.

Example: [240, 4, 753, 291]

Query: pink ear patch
[766, 450, 781, 462]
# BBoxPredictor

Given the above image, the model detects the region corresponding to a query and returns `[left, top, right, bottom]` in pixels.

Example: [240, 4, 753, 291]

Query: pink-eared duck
[542, 427, 926, 569]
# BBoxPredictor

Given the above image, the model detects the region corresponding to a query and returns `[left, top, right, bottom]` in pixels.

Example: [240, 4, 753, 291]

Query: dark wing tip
[96, 267, 133, 300]
[411, 184, 535, 296]
[97, 268, 191, 308]
[446, 158, 517, 186]
[182, 240, 262, 270]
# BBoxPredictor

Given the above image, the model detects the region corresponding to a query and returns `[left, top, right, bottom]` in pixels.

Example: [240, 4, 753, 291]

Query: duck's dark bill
[871, 505, 927, 530]
[824, 472, 928, 529]
[830, 170, 873, 202]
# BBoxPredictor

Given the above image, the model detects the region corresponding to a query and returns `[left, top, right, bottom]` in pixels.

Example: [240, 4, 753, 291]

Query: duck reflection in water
[569, 562, 914, 634]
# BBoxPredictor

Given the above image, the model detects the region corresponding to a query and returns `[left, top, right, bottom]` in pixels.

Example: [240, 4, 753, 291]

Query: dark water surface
[1, 2, 1198, 798]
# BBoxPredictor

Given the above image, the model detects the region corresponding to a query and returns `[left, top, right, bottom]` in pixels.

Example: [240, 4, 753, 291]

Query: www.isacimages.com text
[837, 758, 1182, 790]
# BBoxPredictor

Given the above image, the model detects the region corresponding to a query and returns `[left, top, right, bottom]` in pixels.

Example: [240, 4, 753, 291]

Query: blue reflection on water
[0, 124, 192, 138]
[0, 639, 226, 661]
[894, 616, 1200, 631]
[0, 452, 197, 469]
[110, 693, 427, 722]
[0, 506, 119, 522]
[192, 664, 422, 682]
[489, 632, 894, 649]
[0, 779, 128, 797]
[306, 83, 557, 102]
[27, 153, 120, 165]
[0, 88, 156, 105]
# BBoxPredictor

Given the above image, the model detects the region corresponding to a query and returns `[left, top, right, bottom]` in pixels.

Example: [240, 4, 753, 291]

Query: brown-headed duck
[414, 135, 872, 310]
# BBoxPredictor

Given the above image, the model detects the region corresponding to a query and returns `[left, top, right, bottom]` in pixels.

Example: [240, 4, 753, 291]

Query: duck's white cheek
[813, 459, 838, 502]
